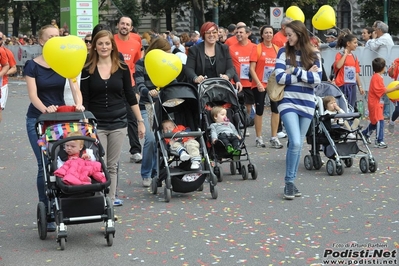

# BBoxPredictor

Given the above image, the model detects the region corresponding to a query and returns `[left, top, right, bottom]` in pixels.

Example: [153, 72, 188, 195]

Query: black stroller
[35, 111, 115, 250]
[198, 77, 257, 182]
[305, 82, 377, 176]
[150, 82, 218, 202]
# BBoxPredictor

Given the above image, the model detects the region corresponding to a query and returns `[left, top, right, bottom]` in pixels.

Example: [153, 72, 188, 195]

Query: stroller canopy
[198, 78, 239, 110]
[315, 82, 350, 113]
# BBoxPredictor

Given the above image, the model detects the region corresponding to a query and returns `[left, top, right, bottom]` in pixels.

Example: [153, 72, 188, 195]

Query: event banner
[5, 44, 399, 90]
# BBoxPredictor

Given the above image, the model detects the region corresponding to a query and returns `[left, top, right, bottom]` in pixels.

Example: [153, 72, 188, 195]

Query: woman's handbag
[267, 70, 285, 101]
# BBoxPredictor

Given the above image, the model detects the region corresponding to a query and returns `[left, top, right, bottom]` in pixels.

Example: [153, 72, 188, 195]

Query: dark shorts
[270, 98, 279, 114]
[241, 87, 254, 105]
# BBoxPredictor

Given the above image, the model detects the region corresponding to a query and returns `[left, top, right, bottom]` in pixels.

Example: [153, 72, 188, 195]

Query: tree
[111, 0, 142, 28]
[141, 0, 188, 31]
[24, 0, 60, 36]
[358, 0, 399, 35]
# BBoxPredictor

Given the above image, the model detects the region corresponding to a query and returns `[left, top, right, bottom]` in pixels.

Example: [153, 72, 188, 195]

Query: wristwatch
[137, 119, 145, 123]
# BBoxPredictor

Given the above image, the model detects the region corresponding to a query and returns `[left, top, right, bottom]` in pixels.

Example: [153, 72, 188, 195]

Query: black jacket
[185, 42, 239, 84]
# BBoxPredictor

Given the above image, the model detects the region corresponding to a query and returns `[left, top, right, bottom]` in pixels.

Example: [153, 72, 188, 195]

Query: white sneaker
[277, 131, 287, 138]
[179, 151, 191, 161]
[270, 138, 283, 149]
[374, 141, 387, 148]
[130, 153, 142, 163]
[347, 133, 356, 139]
[190, 161, 201, 169]
[255, 137, 266, 148]
[142, 178, 151, 187]
[245, 131, 250, 137]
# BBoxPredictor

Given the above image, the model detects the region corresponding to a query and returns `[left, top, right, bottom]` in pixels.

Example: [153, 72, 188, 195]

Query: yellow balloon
[387, 81, 399, 100]
[43, 36, 87, 79]
[312, 5, 336, 30]
[286, 6, 305, 23]
[144, 49, 182, 88]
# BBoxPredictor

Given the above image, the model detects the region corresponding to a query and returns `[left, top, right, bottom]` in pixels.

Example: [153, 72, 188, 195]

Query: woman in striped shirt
[274, 20, 322, 200]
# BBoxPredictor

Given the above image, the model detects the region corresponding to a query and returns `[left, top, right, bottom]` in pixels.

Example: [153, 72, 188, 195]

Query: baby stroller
[305, 82, 377, 176]
[198, 77, 257, 182]
[150, 82, 218, 202]
[35, 111, 115, 250]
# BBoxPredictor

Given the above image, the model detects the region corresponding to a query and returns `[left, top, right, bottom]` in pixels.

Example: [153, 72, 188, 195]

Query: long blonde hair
[84, 30, 125, 74]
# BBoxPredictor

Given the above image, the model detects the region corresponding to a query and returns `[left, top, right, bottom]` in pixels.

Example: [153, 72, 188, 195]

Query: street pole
[383, 0, 388, 24]
[213, 0, 219, 25]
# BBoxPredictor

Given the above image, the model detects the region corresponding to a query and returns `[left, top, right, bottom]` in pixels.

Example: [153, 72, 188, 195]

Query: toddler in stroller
[162, 119, 202, 169]
[210, 106, 242, 156]
[323, 95, 360, 139]
[36, 111, 115, 250]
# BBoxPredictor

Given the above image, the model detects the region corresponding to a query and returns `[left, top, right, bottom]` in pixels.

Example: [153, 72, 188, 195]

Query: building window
[338, 0, 352, 30]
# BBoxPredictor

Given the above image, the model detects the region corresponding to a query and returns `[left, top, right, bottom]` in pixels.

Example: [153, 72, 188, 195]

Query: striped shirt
[275, 47, 322, 119]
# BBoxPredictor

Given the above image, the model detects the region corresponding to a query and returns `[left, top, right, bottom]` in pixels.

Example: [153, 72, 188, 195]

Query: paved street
[0, 79, 398, 265]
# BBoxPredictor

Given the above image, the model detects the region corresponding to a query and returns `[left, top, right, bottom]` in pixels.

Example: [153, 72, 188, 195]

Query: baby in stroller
[323, 96, 360, 139]
[210, 106, 242, 156]
[162, 119, 201, 169]
[58, 132, 95, 163]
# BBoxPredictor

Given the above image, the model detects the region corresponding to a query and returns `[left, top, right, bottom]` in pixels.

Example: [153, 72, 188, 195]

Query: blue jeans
[140, 110, 157, 179]
[26, 116, 47, 205]
[391, 102, 399, 122]
[362, 120, 384, 143]
[281, 112, 312, 183]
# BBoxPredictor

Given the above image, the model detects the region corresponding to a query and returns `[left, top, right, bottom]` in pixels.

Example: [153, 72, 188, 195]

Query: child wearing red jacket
[362, 58, 399, 148]
[162, 120, 201, 169]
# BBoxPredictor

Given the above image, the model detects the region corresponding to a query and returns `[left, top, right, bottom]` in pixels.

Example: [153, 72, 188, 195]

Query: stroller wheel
[326, 159, 336, 176]
[313, 155, 323, 170]
[37, 202, 47, 240]
[336, 162, 344, 175]
[359, 157, 369, 173]
[230, 162, 237, 175]
[249, 164, 258, 180]
[241, 165, 248, 180]
[304, 155, 313, 170]
[210, 185, 218, 199]
[59, 237, 66, 250]
[214, 166, 223, 182]
[164, 187, 172, 202]
[344, 158, 353, 168]
[151, 177, 158, 195]
[369, 158, 378, 173]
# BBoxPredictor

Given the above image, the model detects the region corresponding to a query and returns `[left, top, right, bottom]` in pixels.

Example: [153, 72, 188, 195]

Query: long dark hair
[284, 20, 317, 70]
[336, 33, 357, 49]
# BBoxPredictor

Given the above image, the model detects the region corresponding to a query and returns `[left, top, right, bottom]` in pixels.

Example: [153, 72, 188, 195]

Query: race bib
[240, 64, 250, 80]
[262, 66, 274, 83]
[343, 66, 356, 83]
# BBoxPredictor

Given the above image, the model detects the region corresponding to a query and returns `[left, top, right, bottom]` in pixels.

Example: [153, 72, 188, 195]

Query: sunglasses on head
[84, 39, 91, 44]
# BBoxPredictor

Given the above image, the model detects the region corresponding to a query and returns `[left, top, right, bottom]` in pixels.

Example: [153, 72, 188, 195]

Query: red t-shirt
[334, 53, 359, 87]
[2, 47, 16, 86]
[229, 41, 257, 87]
[114, 34, 142, 86]
[224, 36, 238, 46]
[249, 43, 278, 88]
[367, 73, 385, 124]
[271, 31, 287, 48]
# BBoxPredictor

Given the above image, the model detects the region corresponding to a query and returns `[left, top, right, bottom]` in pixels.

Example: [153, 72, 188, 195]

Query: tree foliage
[357, 0, 399, 35]
[110, 0, 142, 27]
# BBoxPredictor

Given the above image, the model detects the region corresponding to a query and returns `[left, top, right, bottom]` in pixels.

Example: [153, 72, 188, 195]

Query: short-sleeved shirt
[334, 53, 359, 87]
[114, 34, 142, 86]
[368, 73, 385, 124]
[250, 43, 278, 88]
[3, 47, 16, 86]
[229, 41, 257, 87]
[272, 31, 287, 48]
[0, 47, 9, 83]
[24, 60, 66, 118]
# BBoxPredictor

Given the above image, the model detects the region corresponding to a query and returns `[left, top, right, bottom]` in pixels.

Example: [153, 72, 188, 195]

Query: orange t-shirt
[229, 42, 257, 87]
[334, 53, 359, 87]
[367, 73, 385, 124]
[2, 47, 16, 86]
[224, 36, 238, 46]
[114, 34, 142, 86]
[249, 43, 278, 88]
[271, 31, 287, 48]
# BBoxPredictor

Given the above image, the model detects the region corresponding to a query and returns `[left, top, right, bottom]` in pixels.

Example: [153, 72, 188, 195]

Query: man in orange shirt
[114, 16, 143, 163]
[224, 22, 246, 47]
[229, 26, 257, 117]
[0, 31, 10, 123]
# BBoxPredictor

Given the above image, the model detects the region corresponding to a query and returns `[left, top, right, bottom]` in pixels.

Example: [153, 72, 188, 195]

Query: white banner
[6, 45, 42, 67]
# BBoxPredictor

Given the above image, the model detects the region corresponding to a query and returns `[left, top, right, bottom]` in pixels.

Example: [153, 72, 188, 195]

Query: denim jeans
[392, 102, 399, 122]
[26, 116, 47, 205]
[281, 112, 312, 183]
[362, 120, 384, 143]
[140, 110, 157, 179]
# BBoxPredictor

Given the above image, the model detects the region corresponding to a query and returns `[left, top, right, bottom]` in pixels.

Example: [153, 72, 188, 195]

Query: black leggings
[252, 87, 267, 116]
[218, 133, 240, 150]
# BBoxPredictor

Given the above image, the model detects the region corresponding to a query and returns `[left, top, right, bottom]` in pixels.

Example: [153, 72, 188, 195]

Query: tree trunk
[165, 7, 172, 31]
[12, 3, 23, 37]
[191, 0, 205, 29]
